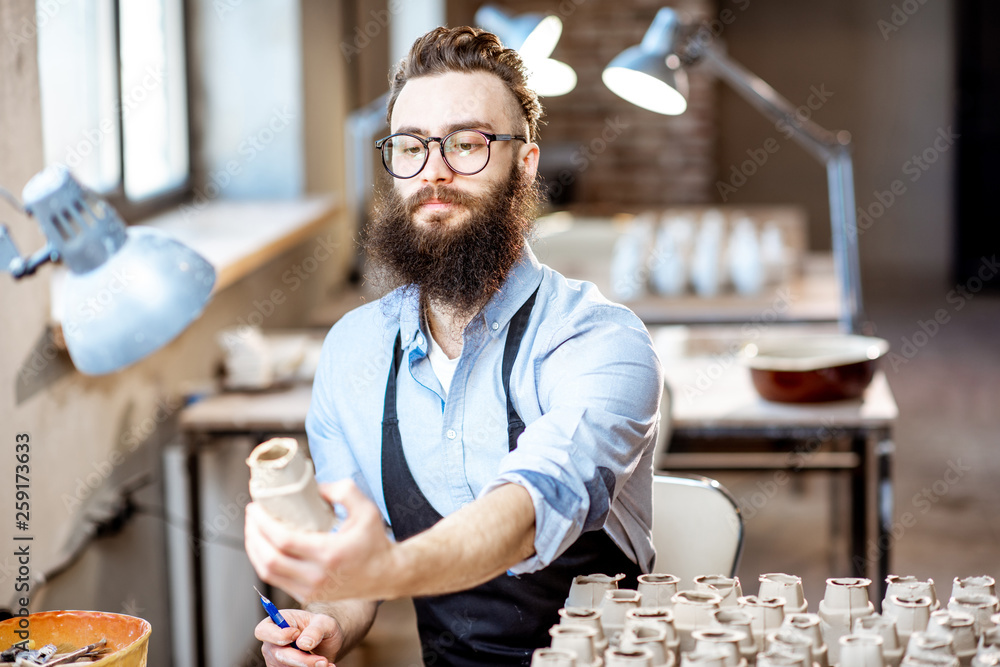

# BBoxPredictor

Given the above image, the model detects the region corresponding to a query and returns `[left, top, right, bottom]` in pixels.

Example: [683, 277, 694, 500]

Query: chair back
[651, 473, 744, 588]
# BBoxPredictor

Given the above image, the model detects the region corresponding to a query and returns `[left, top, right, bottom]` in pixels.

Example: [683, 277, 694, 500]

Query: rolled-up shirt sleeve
[306, 327, 375, 502]
[479, 304, 663, 574]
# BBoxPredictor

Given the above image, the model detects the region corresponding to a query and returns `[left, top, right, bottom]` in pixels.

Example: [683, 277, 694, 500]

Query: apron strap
[502, 288, 539, 451]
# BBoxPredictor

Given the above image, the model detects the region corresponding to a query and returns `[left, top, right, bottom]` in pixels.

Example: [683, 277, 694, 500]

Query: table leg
[874, 435, 895, 607]
[186, 442, 206, 667]
[849, 434, 867, 583]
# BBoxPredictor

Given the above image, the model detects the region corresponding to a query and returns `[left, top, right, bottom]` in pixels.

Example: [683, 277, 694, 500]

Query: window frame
[57, 0, 195, 223]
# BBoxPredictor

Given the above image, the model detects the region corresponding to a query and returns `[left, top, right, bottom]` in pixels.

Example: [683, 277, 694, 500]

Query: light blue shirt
[307, 246, 663, 574]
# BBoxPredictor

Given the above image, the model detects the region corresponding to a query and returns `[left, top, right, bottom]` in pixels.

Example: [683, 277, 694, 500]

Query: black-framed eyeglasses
[375, 129, 527, 179]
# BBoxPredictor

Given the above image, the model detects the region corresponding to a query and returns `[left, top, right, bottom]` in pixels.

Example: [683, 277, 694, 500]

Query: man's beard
[364, 160, 542, 315]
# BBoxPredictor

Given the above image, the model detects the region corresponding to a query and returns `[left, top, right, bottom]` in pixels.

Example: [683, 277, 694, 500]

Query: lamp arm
[694, 44, 866, 333]
[1, 225, 58, 279]
[697, 45, 846, 162]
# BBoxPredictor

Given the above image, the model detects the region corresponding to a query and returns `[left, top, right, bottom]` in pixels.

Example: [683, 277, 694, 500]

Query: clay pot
[755, 649, 808, 667]
[885, 577, 940, 612]
[622, 624, 674, 667]
[766, 629, 815, 667]
[901, 656, 959, 667]
[568, 573, 627, 609]
[550, 624, 601, 667]
[531, 648, 578, 666]
[883, 595, 933, 647]
[840, 634, 886, 667]
[738, 596, 786, 654]
[0, 611, 150, 667]
[673, 591, 725, 653]
[905, 631, 960, 666]
[606, 647, 657, 667]
[627, 609, 680, 662]
[560, 606, 608, 654]
[759, 574, 808, 615]
[948, 595, 1000, 638]
[819, 578, 875, 664]
[640, 574, 682, 609]
[713, 608, 757, 664]
[950, 578, 997, 602]
[604, 589, 644, 636]
[742, 335, 889, 403]
[926, 611, 977, 666]
[696, 576, 744, 608]
[692, 628, 746, 667]
[781, 613, 829, 667]
[681, 647, 732, 667]
[971, 646, 1000, 667]
[247, 437, 337, 532]
[854, 614, 903, 667]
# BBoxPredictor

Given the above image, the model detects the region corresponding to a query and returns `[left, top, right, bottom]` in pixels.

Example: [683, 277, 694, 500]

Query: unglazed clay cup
[550, 624, 600, 667]
[673, 591, 725, 653]
[839, 634, 886, 667]
[567, 573, 627, 609]
[738, 596, 786, 653]
[759, 574, 807, 615]
[640, 574, 682, 609]
[695, 575, 743, 608]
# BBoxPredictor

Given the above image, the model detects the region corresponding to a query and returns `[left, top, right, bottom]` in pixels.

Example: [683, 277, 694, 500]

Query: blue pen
[254, 586, 305, 652]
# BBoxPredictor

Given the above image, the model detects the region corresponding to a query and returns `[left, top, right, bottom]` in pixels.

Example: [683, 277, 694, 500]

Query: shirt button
[446, 429, 457, 440]
[492, 322, 499, 331]
[416, 334, 424, 346]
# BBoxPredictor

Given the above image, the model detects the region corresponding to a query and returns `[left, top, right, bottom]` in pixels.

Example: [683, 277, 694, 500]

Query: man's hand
[255, 608, 340, 667]
[246, 480, 401, 603]
[246, 478, 536, 602]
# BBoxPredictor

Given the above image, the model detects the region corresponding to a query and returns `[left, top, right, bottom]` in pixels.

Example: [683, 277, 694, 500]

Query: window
[37, 0, 190, 217]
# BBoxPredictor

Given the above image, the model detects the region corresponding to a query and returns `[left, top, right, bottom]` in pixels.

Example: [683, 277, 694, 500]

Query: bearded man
[245, 25, 663, 667]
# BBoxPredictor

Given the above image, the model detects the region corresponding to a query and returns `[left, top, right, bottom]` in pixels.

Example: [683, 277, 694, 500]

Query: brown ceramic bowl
[0, 610, 150, 666]
[741, 335, 890, 403]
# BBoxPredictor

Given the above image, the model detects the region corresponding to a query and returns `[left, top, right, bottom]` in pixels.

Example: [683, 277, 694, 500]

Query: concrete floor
[347, 276, 1000, 666]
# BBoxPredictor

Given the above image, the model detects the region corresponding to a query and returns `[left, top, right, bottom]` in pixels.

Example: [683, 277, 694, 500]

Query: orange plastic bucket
[0, 610, 150, 666]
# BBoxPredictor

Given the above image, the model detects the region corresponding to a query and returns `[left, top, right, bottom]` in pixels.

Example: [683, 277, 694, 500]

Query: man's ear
[519, 141, 540, 181]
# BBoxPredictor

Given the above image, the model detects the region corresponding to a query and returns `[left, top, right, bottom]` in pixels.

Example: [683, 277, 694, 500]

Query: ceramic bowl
[0, 610, 150, 666]
[741, 335, 889, 403]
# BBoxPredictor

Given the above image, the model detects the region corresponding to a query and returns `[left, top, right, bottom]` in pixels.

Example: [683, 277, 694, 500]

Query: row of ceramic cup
[609, 211, 795, 302]
[529, 573, 1000, 667]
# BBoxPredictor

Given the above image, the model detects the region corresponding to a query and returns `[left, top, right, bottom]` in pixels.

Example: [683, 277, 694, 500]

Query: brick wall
[449, 1, 718, 214]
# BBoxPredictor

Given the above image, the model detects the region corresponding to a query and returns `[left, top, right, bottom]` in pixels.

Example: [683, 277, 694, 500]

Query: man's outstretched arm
[245, 480, 536, 604]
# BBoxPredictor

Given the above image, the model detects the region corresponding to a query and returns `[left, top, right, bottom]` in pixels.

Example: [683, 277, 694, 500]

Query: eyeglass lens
[382, 131, 491, 178]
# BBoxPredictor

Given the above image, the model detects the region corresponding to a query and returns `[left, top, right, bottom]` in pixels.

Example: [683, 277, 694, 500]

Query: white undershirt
[426, 330, 460, 397]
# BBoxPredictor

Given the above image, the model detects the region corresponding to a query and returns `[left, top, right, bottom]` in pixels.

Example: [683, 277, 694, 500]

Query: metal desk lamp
[0, 165, 216, 375]
[475, 4, 578, 97]
[602, 7, 865, 333]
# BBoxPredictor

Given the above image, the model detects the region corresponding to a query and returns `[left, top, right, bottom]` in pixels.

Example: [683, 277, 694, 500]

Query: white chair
[650, 473, 745, 588]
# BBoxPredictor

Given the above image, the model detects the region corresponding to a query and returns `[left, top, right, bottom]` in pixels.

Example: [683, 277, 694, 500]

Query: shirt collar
[394, 244, 543, 346]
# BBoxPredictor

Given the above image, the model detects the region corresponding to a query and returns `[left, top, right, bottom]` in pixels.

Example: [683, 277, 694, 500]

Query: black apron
[381, 290, 641, 666]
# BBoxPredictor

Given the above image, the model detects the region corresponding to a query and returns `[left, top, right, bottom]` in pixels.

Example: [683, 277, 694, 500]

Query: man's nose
[420, 144, 454, 185]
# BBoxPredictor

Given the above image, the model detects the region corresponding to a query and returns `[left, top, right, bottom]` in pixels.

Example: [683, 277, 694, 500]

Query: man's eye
[453, 142, 484, 154]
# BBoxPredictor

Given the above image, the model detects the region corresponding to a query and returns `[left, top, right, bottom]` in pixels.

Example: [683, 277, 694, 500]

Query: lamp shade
[602, 7, 689, 115]
[475, 5, 576, 96]
[22, 165, 215, 375]
[526, 57, 578, 97]
[475, 5, 562, 58]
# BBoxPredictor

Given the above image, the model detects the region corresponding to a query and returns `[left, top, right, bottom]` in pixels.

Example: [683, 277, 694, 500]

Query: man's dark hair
[386, 26, 544, 142]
